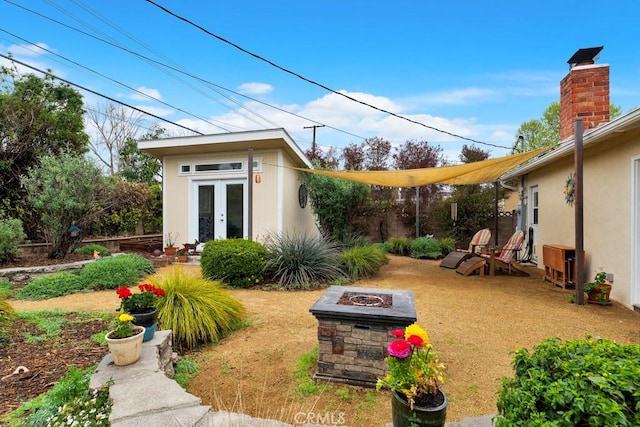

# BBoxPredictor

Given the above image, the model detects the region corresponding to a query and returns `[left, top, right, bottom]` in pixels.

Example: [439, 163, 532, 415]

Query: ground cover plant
[13, 272, 84, 301]
[496, 336, 640, 426]
[78, 253, 154, 290]
[74, 243, 111, 257]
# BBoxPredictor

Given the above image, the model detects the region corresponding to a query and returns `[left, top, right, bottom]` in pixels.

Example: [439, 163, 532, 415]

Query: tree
[86, 102, 145, 176]
[393, 139, 443, 236]
[21, 152, 108, 258]
[0, 67, 89, 234]
[516, 102, 623, 151]
[119, 125, 164, 184]
[301, 171, 370, 242]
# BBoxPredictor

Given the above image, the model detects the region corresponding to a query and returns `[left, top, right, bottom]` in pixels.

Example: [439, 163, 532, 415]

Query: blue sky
[1, 0, 639, 162]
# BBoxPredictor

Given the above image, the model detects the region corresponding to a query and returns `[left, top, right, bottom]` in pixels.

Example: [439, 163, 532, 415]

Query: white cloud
[7, 42, 50, 57]
[406, 88, 498, 107]
[131, 86, 162, 101]
[238, 82, 273, 95]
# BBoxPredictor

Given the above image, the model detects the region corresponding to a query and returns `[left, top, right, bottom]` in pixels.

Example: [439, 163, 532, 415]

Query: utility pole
[304, 125, 325, 159]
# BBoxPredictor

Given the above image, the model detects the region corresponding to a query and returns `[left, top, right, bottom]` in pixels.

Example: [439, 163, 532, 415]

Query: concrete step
[111, 405, 211, 427]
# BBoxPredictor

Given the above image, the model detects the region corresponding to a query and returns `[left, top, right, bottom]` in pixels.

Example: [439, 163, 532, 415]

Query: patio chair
[440, 228, 492, 269]
[481, 230, 528, 276]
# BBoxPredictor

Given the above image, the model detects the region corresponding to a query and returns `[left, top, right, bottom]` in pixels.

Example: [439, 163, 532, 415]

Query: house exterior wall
[162, 148, 318, 246]
[524, 128, 640, 308]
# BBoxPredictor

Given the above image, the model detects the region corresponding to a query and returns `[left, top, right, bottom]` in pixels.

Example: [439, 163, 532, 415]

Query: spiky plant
[340, 245, 388, 280]
[263, 232, 346, 288]
[147, 266, 246, 350]
[0, 295, 15, 348]
[388, 237, 412, 256]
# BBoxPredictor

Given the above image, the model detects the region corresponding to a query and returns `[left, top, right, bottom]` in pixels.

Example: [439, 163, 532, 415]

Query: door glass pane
[226, 183, 243, 238]
[198, 185, 215, 242]
[532, 190, 539, 225]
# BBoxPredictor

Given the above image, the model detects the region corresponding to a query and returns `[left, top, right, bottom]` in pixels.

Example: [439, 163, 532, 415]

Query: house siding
[524, 127, 640, 308]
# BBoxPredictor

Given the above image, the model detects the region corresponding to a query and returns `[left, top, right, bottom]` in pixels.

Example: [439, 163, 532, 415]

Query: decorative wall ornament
[564, 172, 575, 206]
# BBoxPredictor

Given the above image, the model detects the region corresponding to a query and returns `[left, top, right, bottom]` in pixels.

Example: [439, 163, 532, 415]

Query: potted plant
[176, 246, 189, 263]
[376, 323, 447, 427]
[584, 271, 612, 305]
[164, 232, 179, 257]
[116, 284, 165, 342]
[105, 313, 145, 366]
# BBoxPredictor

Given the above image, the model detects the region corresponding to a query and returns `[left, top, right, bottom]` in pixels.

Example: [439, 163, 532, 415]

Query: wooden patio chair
[481, 230, 528, 276]
[440, 228, 492, 269]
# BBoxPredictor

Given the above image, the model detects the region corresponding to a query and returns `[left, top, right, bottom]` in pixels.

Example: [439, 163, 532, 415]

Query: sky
[1, 0, 639, 164]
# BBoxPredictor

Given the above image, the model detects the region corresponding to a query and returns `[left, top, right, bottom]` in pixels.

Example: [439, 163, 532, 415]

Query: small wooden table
[543, 244, 583, 289]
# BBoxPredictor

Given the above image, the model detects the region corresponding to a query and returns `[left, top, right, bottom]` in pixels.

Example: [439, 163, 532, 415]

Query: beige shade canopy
[295, 146, 552, 187]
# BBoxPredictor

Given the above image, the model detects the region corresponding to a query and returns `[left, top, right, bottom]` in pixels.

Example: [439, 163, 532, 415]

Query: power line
[0, 53, 203, 136]
[144, 0, 510, 150]
[0, 28, 235, 132]
[3, 0, 366, 142]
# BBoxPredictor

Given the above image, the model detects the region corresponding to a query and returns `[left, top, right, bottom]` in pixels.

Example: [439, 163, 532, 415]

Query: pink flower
[388, 339, 412, 359]
[391, 329, 405, 338]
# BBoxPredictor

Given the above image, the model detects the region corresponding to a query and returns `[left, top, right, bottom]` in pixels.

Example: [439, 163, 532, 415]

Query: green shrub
[200, 239, 266, 288]
[263, 232, 345, 289]
[149, 266, 246, 350]
[0, 279, 12, 298]
[79, 254, 154, 290]
[74, 243, 111, 257]
[438, 237, 456, 255]
[388, 237, 412, 256]
[410, 236, 443, 259]
[374, 241, 392, 253]
[0, 214, 26, 264]
[13, 272, 85, 300]
[340, 245, 388, 280]
[0, 295, 15, 349]
[496, 336, 640, 426]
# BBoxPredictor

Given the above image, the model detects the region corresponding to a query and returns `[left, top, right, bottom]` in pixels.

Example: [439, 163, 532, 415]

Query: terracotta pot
[164, 247, 177, 257]
[177, 255, 189, 263]
[391, 389, 447, 427]
[587, 283, 612, 305]
[105, 326, 145, 366]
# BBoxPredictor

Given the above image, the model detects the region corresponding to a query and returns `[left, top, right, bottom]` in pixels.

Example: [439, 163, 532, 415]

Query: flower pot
[391, 389, 447, 427]
[587, 283, 612, 305]
[177, 255, 189, 263]
[105, 326, 145, 366]
[164, 247, 177, 257]
[131, 308, 159, 342]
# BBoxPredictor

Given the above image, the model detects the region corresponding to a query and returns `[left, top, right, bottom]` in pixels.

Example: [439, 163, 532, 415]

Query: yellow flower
[119, 313, 134, 322]
[405, 323, 429, 345]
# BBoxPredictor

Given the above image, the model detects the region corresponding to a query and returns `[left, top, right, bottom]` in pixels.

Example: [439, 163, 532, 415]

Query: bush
[148, 266, 246, 351]
[0, 214, 26, 264]
[438, 237, 456, 255]
[0, 294, 15, 349]
[74, 243, 111, 257]
[373, 241, 392, 253]
[496, 336, 640, 426]
[0, 279, 12, 299]
[200, 239, 266, 288]
[388, 237, 412, 256]
[410, 236, 443, 259]
[340, 245, 388, 280]
[79, 254, 154, 290]
[263, 232, 345, 289]
[13, 272, 85, 300]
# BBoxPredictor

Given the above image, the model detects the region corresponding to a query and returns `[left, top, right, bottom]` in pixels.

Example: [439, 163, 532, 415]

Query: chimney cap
[567, 46, 604, 68]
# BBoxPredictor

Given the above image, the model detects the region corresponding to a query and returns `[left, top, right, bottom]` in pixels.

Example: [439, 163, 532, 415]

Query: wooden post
[575, 120, 585, 304]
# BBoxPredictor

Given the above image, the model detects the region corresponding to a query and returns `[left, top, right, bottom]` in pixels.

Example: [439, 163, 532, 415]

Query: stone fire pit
[309, 285, 416, 387]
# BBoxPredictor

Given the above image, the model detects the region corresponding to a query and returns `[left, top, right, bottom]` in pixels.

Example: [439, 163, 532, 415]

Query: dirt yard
[7, 255, 640, 425]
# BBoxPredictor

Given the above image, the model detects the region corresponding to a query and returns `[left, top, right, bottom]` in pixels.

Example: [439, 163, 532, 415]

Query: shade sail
[295, 146, 552, 187]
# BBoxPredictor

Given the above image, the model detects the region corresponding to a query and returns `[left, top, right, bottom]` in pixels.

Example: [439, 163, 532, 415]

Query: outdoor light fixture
[255, 175, 261, 184]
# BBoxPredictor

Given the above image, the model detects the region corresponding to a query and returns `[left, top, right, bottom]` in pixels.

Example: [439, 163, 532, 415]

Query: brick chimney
[560, 46, 610, 140]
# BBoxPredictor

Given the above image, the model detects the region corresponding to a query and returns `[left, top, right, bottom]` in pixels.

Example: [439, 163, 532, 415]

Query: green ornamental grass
[148, 265, 246, 350]
[339, 245, 388, 280]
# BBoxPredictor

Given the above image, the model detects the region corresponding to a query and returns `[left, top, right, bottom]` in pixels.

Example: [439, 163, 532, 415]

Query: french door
[194, 179, 246, 242]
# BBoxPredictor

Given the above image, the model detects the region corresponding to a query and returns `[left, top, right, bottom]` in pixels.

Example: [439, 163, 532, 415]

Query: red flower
[407, 335, 424, 348]
[138, 283, 153, 292]
[153, 287, 165, 297]
[388, 339, 412, 359]
[391, 329, 405, 338]
[116, 287, 132, 299]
